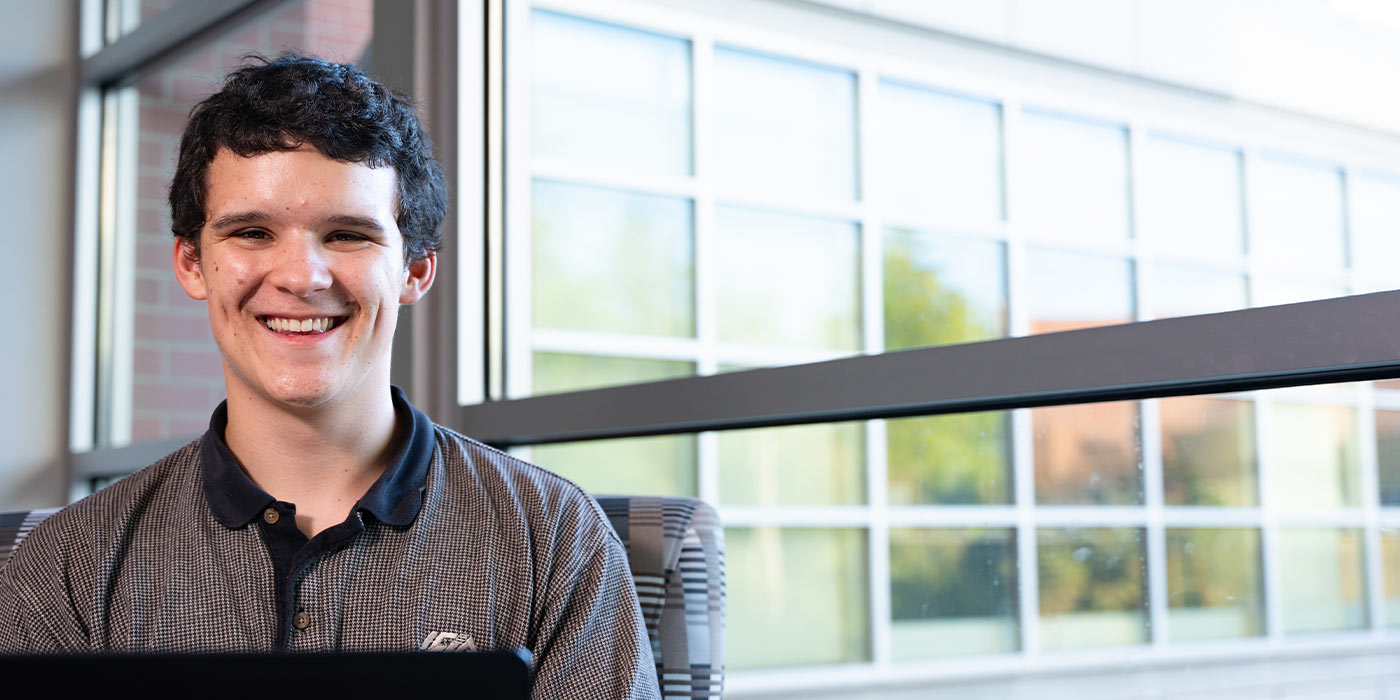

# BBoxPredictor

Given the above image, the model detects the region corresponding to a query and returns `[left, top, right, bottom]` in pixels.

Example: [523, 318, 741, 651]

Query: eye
[326, 231, 376, 248]
[231, 228, 271, 241]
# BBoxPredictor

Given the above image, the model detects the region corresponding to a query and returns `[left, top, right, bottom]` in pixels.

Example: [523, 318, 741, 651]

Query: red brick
[134, 311, 212, 343]
[274, 3, 308, 23]
[137, 73, 170, 100]
[137, 240, 170, 271]
[138, 139, 170, 169]
[132, 347, 165, 375]
[131, 418, 164, 441]
[172, 74, 218, 105]
[137, 174, 170, 201]
[132, 383, 220, 413]
[170, 419, 212, 437]
[269, 28, 307, 52]
[138, 208, 170, 237]
[135, 278, 163, 305]
[171, 349, 223, 378]
[139, 103, 189, 136]
[165, 278, 197, 304]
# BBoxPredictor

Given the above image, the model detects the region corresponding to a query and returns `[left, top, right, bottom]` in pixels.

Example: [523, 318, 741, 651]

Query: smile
[260, 316, 346, 333]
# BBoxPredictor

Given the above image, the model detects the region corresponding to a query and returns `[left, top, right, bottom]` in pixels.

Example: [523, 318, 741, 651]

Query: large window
[494, 0, 1400, 694]
[71, 0, 1400, 697]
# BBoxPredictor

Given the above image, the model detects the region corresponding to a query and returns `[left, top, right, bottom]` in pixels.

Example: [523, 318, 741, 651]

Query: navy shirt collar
[200, 386, 435, 529]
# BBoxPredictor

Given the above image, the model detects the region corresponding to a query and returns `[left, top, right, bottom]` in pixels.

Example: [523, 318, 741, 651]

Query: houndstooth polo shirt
[0, 389, 659, 699]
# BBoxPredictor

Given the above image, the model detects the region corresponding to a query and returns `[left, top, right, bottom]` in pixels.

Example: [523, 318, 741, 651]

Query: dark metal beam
[82, 0, 294, 87]
[71, 434, 195, 479]
[454, 290, 1400, 446]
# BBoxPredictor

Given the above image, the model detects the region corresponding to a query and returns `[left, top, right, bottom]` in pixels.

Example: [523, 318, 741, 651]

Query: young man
[0, 55, 659, 699]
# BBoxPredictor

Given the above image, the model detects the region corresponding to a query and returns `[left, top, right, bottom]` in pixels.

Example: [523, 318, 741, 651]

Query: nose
[268, 234, 333, 297]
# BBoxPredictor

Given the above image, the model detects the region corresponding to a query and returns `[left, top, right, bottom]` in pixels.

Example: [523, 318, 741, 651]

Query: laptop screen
[0, 649, 533, 697]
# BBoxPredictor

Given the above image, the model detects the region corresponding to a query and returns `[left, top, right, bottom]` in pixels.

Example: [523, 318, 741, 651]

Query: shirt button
[263, 508, 279, 525]
[293, 611, 310, 630]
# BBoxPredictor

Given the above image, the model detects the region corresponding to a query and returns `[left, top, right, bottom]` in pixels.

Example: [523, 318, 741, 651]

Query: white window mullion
[505, 0, 534, 400]
[1255, 396, 1285, 643]
[856, 65, 892, 668]
[1013, 406, 1040, 656]
[1358, 382, 1386, 632]
[1142, 397, 1170, 648]
[692, 30, 719, 507]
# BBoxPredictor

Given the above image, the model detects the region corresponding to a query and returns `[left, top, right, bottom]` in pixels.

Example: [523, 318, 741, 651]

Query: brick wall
[128, 0, 372, 441]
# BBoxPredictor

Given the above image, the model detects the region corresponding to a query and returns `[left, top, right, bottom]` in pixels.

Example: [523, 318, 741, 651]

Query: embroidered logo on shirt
[420, 630, 477, 652]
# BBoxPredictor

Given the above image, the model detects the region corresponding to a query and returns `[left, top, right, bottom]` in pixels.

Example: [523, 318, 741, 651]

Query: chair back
[595, 496, 725, 700]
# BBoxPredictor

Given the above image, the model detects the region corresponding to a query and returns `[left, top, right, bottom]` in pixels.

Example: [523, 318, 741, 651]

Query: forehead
[204, 147, 399, 225]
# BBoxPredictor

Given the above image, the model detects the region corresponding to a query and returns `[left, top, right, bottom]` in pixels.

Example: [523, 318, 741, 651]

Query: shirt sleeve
[528, 528, 660, 700]
[0, 528, 90, 653]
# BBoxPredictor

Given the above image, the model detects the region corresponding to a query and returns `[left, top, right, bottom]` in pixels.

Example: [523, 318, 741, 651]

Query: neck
[222, 376, 399, 537]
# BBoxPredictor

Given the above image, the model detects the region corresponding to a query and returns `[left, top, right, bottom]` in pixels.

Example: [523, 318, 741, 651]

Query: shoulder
[7, 438, 204, 572]
[429, 425, 620, 548]
[0, 438, 205, 609]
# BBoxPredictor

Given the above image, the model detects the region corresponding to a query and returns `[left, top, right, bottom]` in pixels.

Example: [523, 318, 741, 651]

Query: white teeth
[264, 317, 338, 333]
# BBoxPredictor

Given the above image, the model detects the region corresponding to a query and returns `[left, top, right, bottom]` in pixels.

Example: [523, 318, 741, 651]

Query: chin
[260, 374, 345, 409]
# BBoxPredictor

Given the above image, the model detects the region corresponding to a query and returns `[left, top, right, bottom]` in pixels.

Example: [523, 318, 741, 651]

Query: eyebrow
[207, 211, 387, 233]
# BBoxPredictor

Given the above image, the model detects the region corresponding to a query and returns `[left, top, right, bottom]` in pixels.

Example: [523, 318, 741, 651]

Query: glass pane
[1033, 401, 1142, 505]
[1251, 157, 1346, 270]
[1161, 397, 1257, 507]
[103, 0, 194, 42]
[1268, 402, 1360, 509]
[532, 180, 694, 338]
[883, 229, 1006, 351]
[532, 352, 693, 395]
[1149, 265, 1247, 319]
[530, 11, 691, 176]
[887, 411, 1012, 505]
[1166, 528, 1264, 642]
[1384, 531, 1400, 628]
[530, 352, 695, 497]
[1026, 249, 1133, 334]
[1137, 137, 1244, 259]
[1376, 409, 1400, 505]
[1350, 173, 1400, 289]
[890, 528, 1018, 659]
[1250, 278, 1346, 307]
[718, 423, 865, 506]
[1278, 528, 1368, 634]
[713, 48, 856, 201]
[1037, 527, 1148, 651]
[715, 207, 860, 350]
[876, 81, 1002, 221]
[1018, 111, 1129, 244]
[530, 435, 696, 498]
[727, 527, 870, 668]
[120, 0, 373, 445]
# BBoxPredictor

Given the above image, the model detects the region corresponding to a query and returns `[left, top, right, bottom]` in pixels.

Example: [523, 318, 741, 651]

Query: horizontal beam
[82, 0, 293, 87]
[71, 434, 195, 480]
[455, 290, 1400, 446]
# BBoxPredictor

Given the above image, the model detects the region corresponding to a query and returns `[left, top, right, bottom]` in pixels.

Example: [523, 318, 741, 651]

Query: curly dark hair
[169, 54, 446, 262]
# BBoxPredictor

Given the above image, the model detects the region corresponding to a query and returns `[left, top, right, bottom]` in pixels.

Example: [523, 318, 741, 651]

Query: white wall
[0, 0, 77, 509]
[808, 0, 1400, 135]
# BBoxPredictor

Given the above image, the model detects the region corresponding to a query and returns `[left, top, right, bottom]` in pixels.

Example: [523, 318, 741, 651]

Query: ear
[400, 251, 437, 304]
[172, 238, 208, 301]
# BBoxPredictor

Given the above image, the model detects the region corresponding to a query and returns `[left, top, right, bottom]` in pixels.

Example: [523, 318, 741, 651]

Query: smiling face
[173, 147, 435, 411]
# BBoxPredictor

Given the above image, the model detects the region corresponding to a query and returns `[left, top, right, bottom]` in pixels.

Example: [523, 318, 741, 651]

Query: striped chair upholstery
[0, 499, 727, 698]
[595, 496, 725, 700]
[0, 508, 59, 568]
